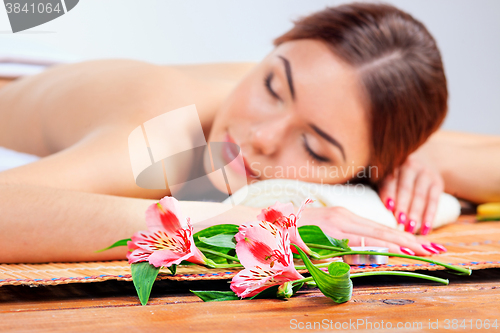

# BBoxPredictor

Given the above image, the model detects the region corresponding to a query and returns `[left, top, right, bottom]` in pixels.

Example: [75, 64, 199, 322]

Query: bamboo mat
[1, 216, 499, 287]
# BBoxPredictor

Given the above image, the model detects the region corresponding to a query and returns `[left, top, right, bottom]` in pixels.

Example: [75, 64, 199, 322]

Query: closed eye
[264, 72, 281, 101]
[302, 134, 330, 163]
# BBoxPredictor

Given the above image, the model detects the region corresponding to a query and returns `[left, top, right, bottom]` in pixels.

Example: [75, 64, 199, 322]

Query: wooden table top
[1, 268, 499, 332]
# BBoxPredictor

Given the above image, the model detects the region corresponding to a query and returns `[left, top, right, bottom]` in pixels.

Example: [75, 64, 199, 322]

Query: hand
[378, 152, 444, 235]
[300, 206, 446, 256]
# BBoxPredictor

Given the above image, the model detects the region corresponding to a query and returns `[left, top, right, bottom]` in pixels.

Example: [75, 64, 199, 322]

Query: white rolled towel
[0, 147, 40, 173]
[224, 179, 460, 230]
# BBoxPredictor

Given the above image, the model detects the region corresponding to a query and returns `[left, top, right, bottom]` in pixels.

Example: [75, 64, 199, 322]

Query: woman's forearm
[180, 201, 260, 233]
[0, 184, 259, 263]
[423, 131, 500, 203]
[0, 184, 154, 263]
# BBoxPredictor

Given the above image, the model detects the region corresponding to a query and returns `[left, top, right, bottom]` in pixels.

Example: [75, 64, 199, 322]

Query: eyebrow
[309, 123, 346, 161]
[278, 55, 295, 100]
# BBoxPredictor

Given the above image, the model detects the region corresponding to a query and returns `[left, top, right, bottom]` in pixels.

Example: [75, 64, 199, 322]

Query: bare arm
[424, 130, 500, 203]
[1, 181, 438, 263]
[0, 184, 152, 263]
[0, 183, 263, 263]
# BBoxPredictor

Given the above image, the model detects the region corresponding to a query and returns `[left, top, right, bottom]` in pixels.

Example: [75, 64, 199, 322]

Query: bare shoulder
[0, 59, 214, 155]
[0, 59, 258, 197]
[32, 58, 195, 123]
[169, 62, 257, 82]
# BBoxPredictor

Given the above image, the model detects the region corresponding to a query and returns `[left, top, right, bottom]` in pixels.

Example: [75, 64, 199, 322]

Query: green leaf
[131, 262, 161, 306]
[168, 264, 177, 275]
[197, 247, 239, 263]
[294, 245, 352, 304]
[193, 224, 239, 239]
[191, 290, 240, 302]
[298, 225, 350, 255]
[194, 224, 239, 264]
[95, 238, 132, 253]
[249, 285, 280, 299]
[199, 234, 236, 249]
[292, 282, 304, 295]
[329, 238, 351, 251]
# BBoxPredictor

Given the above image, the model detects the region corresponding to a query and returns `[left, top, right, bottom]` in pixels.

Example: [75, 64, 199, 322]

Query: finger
[336, 208, 421, 246]
[335, 231, 435, 256]
[322, 207, 442, 255]
[395, 166, 418, 227]
[378, 170, 398, 212]
[407, 171, 433, 234]
[340, 210, 442, 256]
[420, 183, 443, 235]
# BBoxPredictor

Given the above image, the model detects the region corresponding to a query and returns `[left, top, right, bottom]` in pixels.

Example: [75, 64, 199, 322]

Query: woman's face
[208, 39, 371, 188]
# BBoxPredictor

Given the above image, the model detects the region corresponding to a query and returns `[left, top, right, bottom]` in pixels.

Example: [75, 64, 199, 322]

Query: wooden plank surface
[1, 269, 499, 332]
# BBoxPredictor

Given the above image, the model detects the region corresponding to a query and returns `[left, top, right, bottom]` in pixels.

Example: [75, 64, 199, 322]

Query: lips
[223, 133, 256, 178]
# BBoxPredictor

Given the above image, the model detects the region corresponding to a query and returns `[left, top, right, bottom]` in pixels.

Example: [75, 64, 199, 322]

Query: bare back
[0, 59, 256, 198]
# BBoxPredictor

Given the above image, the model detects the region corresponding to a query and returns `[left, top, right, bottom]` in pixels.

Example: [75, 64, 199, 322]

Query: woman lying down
[0, 3, 499, 264]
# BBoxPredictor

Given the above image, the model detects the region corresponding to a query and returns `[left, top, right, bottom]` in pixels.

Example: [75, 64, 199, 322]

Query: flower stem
[295, 262, 332, 270]
[351, 271, 449, 285]
[198, 247, 240, 262]
[306, 243, 346, 252]
[292, 271, 448, 286]
[292, 276, 314, 285]
[213, 263, 243, 269]
[311, 247, 470, 276]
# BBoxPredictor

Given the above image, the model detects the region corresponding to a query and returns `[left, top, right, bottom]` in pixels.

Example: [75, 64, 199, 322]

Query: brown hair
[274, 2, 448, 182]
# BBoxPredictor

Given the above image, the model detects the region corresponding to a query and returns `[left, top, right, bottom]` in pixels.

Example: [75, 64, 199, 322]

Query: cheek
[274, 150, 363, 184]
[227, 77, 272, 123]
[347, 132, 372, 167]
[209, 80, 264, 147]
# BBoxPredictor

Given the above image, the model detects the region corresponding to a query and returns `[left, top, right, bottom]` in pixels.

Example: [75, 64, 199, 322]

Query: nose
[249, 116, 291, 156]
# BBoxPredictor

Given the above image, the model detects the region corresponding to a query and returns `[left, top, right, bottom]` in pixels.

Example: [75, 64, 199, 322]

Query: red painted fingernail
[421, 222, 431, 235]
[422, 244, 439, 254]
[398, 212, 407, 225]
[406, 219, 416, 233]
[385, 198, 395, 212]
[430, 243, 447, 253]
[400, 247, 415, 256]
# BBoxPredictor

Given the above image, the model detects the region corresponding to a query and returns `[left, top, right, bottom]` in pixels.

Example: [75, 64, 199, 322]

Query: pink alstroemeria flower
[230, 221, 304, 298]
[127, 196, 207, 268]
[257, 199, 313, 255]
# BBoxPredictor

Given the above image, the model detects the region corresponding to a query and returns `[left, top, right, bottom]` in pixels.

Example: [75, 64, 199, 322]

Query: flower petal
[230, 266, 281, 298]
[127, 241, 153, 264]
[127, 197, 208, 268]
[295, 198, 314, 220]
[187, 246, 208, 266]
[230, 266, 304, 298]
[235, 221, 292, 270]
[132, 229, 187, 253]
[148, 248, 192, 268]
[145, 196, 187, 233]
[257, 201, 295, 227]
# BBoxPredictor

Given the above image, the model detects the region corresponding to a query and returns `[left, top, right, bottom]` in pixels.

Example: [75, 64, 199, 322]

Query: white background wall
[1, 0, 499, 134]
